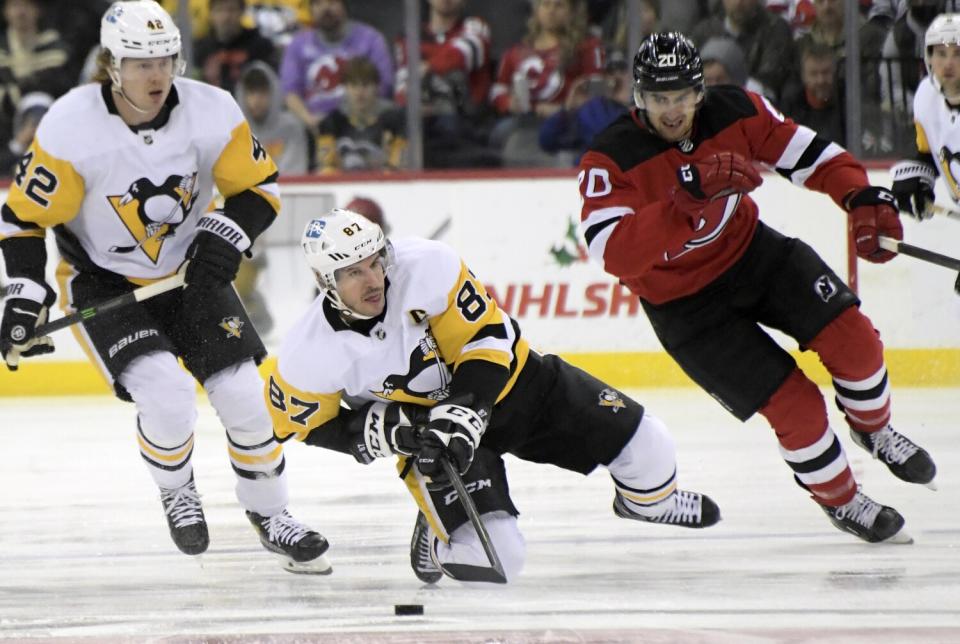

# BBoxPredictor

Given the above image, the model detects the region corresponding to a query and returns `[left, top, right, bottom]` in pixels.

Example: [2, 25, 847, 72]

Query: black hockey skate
[246, 509, 332, 575]
[613, 490, 721, 528]
[410, 511, 442, 584]
[820, 489, 911, 544]
[159, 478, 209, 555]
[850, 426, 937, 489]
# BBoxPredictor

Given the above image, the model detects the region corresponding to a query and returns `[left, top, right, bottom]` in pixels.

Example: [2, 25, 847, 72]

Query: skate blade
[924, 480, 938, 491]
[274, 552, 333, 575]
[881, 529, 914, 545]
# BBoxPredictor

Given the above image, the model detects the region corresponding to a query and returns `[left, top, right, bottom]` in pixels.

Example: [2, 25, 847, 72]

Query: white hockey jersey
[0, 78, 280, 283]
[266, 238, 530, 442]
[913, 76, 960, 202]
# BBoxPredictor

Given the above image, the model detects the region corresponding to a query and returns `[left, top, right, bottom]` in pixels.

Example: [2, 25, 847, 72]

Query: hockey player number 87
[456, 281, 487, 322]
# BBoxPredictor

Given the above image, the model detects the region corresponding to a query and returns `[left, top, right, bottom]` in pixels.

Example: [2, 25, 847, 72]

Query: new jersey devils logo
[108, 172, 199, 262]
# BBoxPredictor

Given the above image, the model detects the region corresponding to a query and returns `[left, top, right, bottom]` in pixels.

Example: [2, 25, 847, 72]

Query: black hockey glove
[347, 400, 429, 465]
[1, 278, 55, 371]
[891, 160, 936, 221]
[184, 211, 251, 290]
[416, 399, 489, 489]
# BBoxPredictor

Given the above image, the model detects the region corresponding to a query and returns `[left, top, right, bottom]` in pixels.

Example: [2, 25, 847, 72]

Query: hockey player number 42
[14, 151, 58, 208]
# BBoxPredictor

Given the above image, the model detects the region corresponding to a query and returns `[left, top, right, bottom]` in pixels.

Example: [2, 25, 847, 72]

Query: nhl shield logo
[598, 388, 626, 413]
[219, 316, 244, 338]
[814, 274, 837, 303]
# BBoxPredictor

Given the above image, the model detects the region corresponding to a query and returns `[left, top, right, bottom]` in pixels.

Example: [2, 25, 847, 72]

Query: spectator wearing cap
[699, 36, 770, 96]
[0, 89, 48, 177]
[700, 37, 749, 87]
[236, 61, 311, 175]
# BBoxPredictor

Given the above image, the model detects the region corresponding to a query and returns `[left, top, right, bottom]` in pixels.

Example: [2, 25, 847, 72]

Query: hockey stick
[878, 236, 960, 295]
[440, 455, 507, 584]
[30, 272, 186, 336]
[878, 236, 960, 271]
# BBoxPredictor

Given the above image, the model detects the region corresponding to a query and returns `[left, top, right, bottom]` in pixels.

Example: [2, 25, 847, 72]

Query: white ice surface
[1, 388, 958, 643]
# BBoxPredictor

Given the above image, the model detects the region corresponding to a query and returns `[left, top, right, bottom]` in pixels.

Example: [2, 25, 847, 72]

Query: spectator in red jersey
[490, 0, 604, 119]
[489, 0, 605, 165]
[394, 0, 495, 167]
[193, 0, 277, 94]
[579, 32, 936, 545]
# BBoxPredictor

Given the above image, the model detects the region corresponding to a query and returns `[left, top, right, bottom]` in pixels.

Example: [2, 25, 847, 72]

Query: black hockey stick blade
[440, 456, 507, 584]
[878, 236, 960, 271]
[35, 272, 186, 336]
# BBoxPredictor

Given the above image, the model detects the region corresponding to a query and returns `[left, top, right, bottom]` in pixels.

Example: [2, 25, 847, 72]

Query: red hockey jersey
[490, 36, 604, 114]
[578, 85, 869, 305]
[394, 16, 492, 107]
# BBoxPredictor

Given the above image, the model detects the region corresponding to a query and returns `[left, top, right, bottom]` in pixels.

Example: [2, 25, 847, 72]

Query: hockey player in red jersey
[578, 32, 937, 544]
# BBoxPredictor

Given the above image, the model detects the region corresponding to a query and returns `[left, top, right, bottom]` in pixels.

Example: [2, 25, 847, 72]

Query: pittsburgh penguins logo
[373, 330, 451, 404]
[108, 172, 199, 262]
[938, 145, 960, 200]
[219, 316, 244, 338]
[598, 388, 626, 413]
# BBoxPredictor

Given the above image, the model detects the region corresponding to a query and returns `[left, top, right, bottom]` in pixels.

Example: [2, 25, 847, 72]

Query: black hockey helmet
[633, 32, 705, 97]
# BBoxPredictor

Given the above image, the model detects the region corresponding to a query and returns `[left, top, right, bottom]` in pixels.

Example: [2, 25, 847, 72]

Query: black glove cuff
[677, 163, 706, 199]
[844, 186, 897, 211]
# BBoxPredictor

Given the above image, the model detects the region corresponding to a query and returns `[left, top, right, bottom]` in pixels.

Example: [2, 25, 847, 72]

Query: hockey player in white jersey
[892, 13, 960, 220]
[267, 209, 721, 584]
[0, 1, 328, 573]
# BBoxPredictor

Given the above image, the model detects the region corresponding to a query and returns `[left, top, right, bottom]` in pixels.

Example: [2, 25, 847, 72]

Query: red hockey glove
[672, 152, 762, 215]
[844, 186, 902, 264]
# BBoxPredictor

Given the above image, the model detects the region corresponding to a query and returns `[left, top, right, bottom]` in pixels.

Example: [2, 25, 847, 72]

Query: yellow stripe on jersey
[4, 139, 85, 231]
[212, 120, 280, 210]
[265, 367, 341, 441]
[430, 261, 515, 372]
[916, 121, 931, 154]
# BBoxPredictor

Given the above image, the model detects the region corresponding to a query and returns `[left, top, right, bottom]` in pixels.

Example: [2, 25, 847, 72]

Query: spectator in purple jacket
[280, 0, 394, 133]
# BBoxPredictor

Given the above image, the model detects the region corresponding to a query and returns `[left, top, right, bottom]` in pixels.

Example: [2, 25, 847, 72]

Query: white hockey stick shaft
[35, 272, 186, 335]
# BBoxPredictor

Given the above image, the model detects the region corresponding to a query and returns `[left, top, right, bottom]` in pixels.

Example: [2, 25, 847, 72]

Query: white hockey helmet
[302, 209, 391, 317]
[925, 13, 960, 89]
[101, 0, 185, 84]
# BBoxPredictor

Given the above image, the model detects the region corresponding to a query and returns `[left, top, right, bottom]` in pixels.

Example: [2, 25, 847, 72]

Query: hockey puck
[394, 604, 424, 616]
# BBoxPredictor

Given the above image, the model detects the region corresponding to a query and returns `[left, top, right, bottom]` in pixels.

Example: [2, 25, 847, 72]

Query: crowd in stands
[0, 0, 954, 178]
